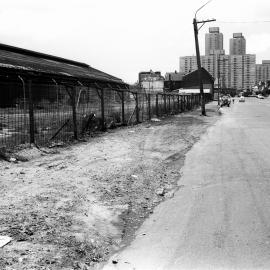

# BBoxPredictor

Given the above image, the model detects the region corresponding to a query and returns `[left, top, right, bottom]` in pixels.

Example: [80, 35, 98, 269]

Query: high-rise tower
[205, 27, 223, 56]
[180, 28, 255, 90]
[229, 33, 246, 55]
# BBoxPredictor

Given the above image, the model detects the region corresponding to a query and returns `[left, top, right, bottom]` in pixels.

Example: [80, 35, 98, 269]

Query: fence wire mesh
[0, 82, 210, 150]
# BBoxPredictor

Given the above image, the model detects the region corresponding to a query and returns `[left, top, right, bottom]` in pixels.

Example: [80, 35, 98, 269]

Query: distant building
[138, 71, 161, 84]
[205, 27, 223, 56]
[214, 54, 230, 89]
[179, 56, 197, 74]
[180, 53, 230, 88]
[180, 28, 255, 91]
[229, 54, 256, 90]
[164, 68, 214, 98]
[164, 71, 185, 91]
[256, 60, 270, 84]
[180, 54, 255, 90]
[164, 71, 185, 81]
[180, 68, 214, 96]
[139, 70, 164, 92]
[230, 33, 246, 55]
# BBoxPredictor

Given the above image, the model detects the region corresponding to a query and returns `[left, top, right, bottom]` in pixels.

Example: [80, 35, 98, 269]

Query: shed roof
[182, 68, 214, 87]
[0, 43, 126, 87]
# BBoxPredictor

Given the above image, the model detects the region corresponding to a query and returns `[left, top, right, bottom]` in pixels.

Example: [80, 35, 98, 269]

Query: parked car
[220, 95, 231, 107]
[257, 94, 264, 99]
[239, 96, 245, 102]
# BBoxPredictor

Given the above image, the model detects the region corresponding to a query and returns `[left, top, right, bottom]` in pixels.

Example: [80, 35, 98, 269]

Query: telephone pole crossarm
[196, 19, 216, 24]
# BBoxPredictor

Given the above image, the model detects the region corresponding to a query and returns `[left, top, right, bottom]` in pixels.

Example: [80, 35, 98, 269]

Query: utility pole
[217, 56, 220, 105]
[193, 0, 215, 116]
[193, 17, 216, 115]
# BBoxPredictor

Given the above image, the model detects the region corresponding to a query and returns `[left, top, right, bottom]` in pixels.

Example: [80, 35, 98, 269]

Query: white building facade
[141, 79, 164, 92]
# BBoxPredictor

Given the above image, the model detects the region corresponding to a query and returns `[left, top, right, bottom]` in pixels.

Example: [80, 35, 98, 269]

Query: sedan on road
[239, 96, 245, 102]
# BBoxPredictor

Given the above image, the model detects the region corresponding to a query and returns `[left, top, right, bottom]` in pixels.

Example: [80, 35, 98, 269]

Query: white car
[239, 96, 245, 102]
[257, 94, 264, 99]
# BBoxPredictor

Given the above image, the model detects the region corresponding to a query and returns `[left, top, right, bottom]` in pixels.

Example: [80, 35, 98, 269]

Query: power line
[217, 20, 270, 24]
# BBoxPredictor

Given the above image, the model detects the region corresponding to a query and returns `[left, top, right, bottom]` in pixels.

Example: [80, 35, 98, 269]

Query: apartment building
[242, 54, 256, 89]
[255, 60, 270, 83]
[230, 33, 246, 55]
[179, 56, 197, 74]
[205, 27, 223, 55]
[180, 28, 255, 90]
[180, 53, 230, 88]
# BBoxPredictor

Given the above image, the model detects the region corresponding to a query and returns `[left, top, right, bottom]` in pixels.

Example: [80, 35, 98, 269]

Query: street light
[193, 1, 215, 115]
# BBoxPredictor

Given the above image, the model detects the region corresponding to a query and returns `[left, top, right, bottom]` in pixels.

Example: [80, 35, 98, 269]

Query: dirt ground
[0, 103, 219, 270]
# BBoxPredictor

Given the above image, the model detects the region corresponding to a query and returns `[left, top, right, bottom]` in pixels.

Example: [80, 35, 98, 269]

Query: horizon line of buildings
[180, 27, 256, 91]
[180, 27, 270, 91]
[138, 26, 270, 93]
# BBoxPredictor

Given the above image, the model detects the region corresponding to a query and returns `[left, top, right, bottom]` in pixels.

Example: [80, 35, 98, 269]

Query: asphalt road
[103, 98, 270, 270]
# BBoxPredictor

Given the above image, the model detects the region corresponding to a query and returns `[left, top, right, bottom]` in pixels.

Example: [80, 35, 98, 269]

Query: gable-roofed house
[164, 68, 214, 99]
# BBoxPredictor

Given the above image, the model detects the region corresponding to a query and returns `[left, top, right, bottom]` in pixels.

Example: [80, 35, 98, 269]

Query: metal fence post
[182, 96, 184, 111]
[182, 96, 185, 111]
[148, 93, 151, 120]
[156, 94, 159, 117]
[135, 92, 139, 123]
[121, 91, 125, 125]
[100, 88, 106, 131]
[71, 86, 78, 139]
[28, 79, 35, 144]
[163, 94, 166, 114]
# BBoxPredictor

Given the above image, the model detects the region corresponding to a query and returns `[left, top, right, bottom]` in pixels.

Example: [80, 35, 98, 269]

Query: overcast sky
[1, 0, 270, 83]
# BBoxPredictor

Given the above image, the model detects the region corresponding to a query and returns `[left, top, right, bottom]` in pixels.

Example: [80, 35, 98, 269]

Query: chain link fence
[0, 82, 210, 150]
